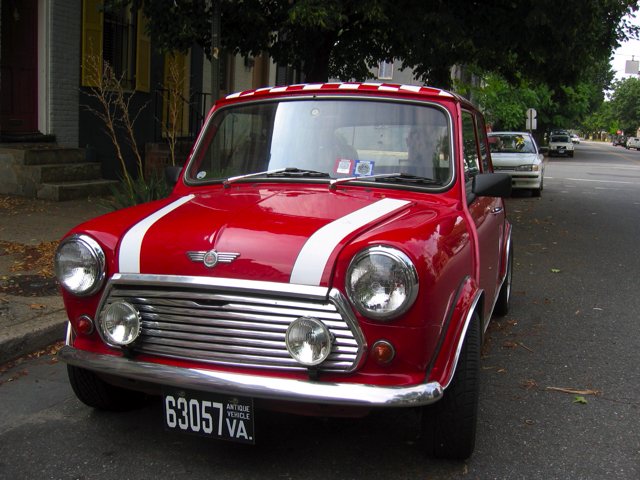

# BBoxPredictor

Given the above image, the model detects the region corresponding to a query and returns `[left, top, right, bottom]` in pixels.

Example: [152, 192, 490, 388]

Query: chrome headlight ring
[346, 246, 419, 321]
[54, 234, 106, 297]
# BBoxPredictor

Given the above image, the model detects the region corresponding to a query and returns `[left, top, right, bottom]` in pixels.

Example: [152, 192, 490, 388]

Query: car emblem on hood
[187, 250, 240, 268]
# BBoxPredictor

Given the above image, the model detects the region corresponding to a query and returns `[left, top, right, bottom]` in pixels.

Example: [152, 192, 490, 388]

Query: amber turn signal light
[371, 340, 395, 365]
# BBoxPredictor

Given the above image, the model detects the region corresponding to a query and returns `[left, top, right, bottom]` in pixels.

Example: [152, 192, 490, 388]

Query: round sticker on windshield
[196, 171, 207, 179]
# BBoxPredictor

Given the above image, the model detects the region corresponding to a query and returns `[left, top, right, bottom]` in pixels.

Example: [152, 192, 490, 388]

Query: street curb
[0, 312, 67, 365]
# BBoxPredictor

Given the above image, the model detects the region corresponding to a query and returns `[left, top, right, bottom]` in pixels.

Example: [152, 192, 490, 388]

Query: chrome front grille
[97, 274, 364, 372]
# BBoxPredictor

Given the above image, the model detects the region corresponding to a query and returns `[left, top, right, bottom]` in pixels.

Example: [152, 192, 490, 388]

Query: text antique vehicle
[55, 82, 513, 460]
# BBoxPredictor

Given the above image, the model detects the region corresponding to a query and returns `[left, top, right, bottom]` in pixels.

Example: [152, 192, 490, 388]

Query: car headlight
[346, 246, 418, 321]
[55, 234, 106, 296]
[100, 301, 141, 346]
[515, 164, 538, 171]
[285, 317, 332, 366]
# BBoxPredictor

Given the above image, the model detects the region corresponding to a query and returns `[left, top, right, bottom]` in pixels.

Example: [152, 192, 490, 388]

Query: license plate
[162, 388, 255, 444]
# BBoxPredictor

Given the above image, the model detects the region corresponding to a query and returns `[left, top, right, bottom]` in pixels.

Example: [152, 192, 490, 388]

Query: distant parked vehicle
[570, 134, 580, 144]
[549, 134, 575, 157]
[488, 131, 545, 197]
[613, 135, 627, 146]
[626, 137, 640, 150]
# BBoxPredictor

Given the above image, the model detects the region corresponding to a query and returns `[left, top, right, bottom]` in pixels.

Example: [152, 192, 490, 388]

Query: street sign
[526, 108, 537, 130]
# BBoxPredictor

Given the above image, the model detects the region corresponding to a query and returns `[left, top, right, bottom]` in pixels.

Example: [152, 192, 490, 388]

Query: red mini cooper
[56, 82, 513, 459]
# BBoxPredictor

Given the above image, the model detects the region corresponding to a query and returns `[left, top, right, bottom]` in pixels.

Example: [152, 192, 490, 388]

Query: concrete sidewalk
[0, 195, 111, 364]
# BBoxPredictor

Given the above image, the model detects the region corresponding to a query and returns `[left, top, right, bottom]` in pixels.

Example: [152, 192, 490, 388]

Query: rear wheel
[420, 314, 480, 460]
[67, 365, 149, 411]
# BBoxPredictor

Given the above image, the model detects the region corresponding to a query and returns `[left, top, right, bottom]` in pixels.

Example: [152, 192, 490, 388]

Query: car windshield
[488, 134, 536, 154]
[551, 135, 570, 143]
[186, 99, 452, 187]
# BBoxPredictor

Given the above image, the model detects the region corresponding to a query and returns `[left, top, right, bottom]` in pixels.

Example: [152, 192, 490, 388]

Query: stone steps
[0, 144, 118, 201]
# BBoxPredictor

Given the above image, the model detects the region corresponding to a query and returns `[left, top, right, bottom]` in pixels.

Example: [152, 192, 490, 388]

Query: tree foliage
[137, 0, 638, 92]
[607, 76, 640, 134]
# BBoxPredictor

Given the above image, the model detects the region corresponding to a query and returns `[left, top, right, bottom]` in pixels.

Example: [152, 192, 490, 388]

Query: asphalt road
[0, 140, 638, 479]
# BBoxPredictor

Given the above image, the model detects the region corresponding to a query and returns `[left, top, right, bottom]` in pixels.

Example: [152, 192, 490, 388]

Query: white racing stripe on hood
[290, 198, 411, 286]
[118, 195, 195, 273]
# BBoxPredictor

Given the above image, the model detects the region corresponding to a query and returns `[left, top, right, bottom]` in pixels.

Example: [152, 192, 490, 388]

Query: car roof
[214, 82, 476, 110]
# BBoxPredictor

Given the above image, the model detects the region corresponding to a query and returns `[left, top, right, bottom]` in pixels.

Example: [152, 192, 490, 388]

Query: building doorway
[1, 0, 38, 137]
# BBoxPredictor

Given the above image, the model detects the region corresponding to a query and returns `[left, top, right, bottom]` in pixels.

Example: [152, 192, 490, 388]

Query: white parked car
[548, 133, 575, 157]
[626, 137, 640, 150]
[570, 134, 580, 144]
[488, 131, 546, 197]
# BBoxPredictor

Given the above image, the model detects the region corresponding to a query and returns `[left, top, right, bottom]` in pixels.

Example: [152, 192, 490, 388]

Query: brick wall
[49, 0, 80, 147]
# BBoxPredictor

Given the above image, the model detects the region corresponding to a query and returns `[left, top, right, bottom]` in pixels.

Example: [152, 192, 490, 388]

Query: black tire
[493, 240, 513, 316]
[569, 151, 574, 157]
[531, 186, 542, 197]
[420, 314, 480, 460]
[67, 365, 149, 411]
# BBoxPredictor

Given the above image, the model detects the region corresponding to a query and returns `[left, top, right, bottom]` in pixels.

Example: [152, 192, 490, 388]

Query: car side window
[475, 115, 491, 172]
[462, 111, 480, 200]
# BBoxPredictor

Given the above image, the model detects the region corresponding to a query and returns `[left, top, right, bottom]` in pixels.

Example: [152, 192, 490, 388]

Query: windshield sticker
[335, 158, 354, 175]
[354, 160, 374, 176]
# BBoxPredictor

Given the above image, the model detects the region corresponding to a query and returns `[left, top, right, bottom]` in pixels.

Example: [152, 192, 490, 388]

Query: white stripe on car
[290, 198, 411, 286]
[118, 195, 195, 273]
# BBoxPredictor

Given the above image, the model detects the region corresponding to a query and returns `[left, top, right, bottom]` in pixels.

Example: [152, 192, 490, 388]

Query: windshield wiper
[224, 168, 330, 187]
[265, 168, 330, 178]
[329, 172, 438, 190]
[223, 168, 286, 187]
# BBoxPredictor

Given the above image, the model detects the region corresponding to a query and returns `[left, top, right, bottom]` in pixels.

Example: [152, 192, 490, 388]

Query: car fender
[426, 275, 482, 389]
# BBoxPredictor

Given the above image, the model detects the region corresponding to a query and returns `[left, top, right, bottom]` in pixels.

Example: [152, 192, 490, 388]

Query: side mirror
[473, 173, 512, 198]
[165, 165, 183, 186]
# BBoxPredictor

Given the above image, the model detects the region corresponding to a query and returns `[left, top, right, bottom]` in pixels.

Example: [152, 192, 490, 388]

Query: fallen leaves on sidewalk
[0, 240, 58, 278]
[0, 341, 63, 385]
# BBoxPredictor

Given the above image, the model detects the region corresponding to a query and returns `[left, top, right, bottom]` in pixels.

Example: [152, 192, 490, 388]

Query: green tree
[135, 0, 638, 91]
[608, 76, 640, 134]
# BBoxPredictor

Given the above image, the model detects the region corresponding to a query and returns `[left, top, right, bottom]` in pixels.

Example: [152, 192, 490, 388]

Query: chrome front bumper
[59, 345, 444, 408]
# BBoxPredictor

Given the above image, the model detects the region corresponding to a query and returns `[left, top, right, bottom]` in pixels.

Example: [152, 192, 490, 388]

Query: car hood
[491, 152, 541, 167]
[96, 186, 449, 287]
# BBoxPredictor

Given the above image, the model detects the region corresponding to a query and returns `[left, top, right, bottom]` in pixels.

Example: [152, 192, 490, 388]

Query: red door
[0, 0, 38, 135]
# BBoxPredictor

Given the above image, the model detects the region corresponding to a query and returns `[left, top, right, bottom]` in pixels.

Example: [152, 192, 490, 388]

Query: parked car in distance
[613, 135, 627, 146]
[549, 133, 575, 157]
[570, 134, 580, 144]
[626, 137, 640, 150]
[488, 131, 545, 197]
[55, 82, 514, 460]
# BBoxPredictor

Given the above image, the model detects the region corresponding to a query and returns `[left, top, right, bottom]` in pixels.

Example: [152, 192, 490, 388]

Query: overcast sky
[611, 12, 640, 80]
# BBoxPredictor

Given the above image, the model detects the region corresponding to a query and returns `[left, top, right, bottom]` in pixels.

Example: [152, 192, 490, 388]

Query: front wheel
[420, 314, 480, 460]
[67, 365, 149, 411]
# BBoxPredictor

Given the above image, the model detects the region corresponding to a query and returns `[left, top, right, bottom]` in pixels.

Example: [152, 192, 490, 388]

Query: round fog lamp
[285, 317, 332, 366]
[101, 301, 141, 346]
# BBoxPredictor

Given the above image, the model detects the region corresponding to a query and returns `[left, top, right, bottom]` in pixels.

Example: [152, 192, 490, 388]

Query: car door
[461, 111, 506, 322]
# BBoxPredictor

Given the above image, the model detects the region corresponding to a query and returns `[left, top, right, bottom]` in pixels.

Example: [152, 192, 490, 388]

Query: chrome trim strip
[106, 273, 330, 299]
[441, 290, 482, 390]
[59, 346, 443, 408]
[487, 225, 513, 322]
